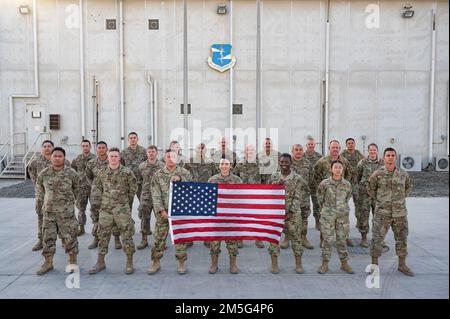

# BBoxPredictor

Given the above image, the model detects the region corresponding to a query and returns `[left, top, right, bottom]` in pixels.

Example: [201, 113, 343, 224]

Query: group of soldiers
[29, 132, 414, 277]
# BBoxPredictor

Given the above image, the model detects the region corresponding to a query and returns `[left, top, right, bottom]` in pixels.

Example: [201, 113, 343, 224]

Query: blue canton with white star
[170, 182, 218, 216]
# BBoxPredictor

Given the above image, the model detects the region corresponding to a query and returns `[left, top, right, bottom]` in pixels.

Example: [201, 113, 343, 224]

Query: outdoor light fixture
[402, 3, 415, 18]
[19, 5, 31, 15]
[217, 4, 227, 15]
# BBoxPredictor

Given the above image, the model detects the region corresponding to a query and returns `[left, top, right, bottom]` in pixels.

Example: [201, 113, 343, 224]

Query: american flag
[168, 182, 286, 244]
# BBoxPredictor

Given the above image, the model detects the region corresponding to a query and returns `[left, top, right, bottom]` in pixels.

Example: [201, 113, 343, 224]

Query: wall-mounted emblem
[208, 44, 236, 72]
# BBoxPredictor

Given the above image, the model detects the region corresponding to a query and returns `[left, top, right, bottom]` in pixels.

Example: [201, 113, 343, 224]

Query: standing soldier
[316, 160, 354, 274]
[369, 147, 414, 277]
[211, 137, 238, 171]
[28, 140, 70, 251]
[184, 143, 216, 248]
[35, 147, 80, 275]
[86, 141, 122, 250]
[258, 137, 281, 184]
[136, 145, 163, 250]
[166, 140, 187, 167]
[208, 157, 242, 274]
[71, 139, 96, 236]
[340, 138, 364, 222]
[314, 140, 354, 247]
[89, 148, 137, 275]
[233, 145, 264, 249]
[290, 144, 314, 250]
[304, 137, 323, 230]
[148, 150, 193, 275]
[268, 154, 304, 275]
[120, 132, 147, 202]
[356, 143, 384, 247]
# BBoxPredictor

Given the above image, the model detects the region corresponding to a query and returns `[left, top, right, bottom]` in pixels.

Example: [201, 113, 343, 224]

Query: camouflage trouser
[97, 211, 135, 255]
[138, 204, 152, 235]
[351, 182, 360, 218]
[91, 207, 120, 239]
[269, 213, 303, 257]
[35, 200, 43, 241]
[356, 190, 375, 234]
[371, 214, 408, 258]
[130, 183, 142, 207]
[300, 205, 311, 236]
[76, 185, 91, 225]
[310, 186, 320, 219]
[42, 210, 79, 257]
[320, 213, 350, 262]
[151, 213, 187, 261]
[210, 241, 238, 256]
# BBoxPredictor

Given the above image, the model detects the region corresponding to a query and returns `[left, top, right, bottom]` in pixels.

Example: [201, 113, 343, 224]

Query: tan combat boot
[177, 259, 186, 275]
[280, 236, 289, 249]
[360, 233, 369, 248]
[301, 235, 314, 250]
[32, 239, 43, 251]
[137, 234, 148, 250]
[346, 238, 354, 247]
[78, 225, 85, 236]
[36, 255, 54, 275]
[229, 256, 238, 274]
[295, 256, 304, 274]
[318, 260, 329, 274]
[340, 260, 355, 274]
[88, 237, 99, 250]
[66, 254, 78, 273]
[147, 259, 161, 275]
[125, 255, 134, 274]
[315, 216, 321, 231]
[89, 254, 106, 274]
[255, 240, 264, 248]
[209, 255, 219, 274]
[398, 256, 414, 277]
[270, 256, 279, 274]
[114, 235, 122, 249]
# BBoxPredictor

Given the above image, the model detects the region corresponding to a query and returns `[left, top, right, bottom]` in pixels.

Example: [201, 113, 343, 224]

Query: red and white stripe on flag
[170, 184, 286, 244]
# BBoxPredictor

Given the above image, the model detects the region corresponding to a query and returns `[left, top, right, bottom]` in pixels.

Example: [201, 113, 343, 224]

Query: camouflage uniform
[86, 157, 120, 238]
[317, 177, 352, 262]
[151, 166, 192, 261]
[304, 151, 322, 219]
[356, 157, 384, 234]
[184, 156, 216, 183]
[36, 166, 80, 257]
[233, 158, 262, 184]
[369, 167, 412, 258]
[259, 150, 281, 184]
[291, 157, 312, 236]
[28, 154, 71, 242]
[268, 171, 304, 257]
[211, 149, 239, 172]
[91, 165, 137, 256]
[340, 150, 364, 215]
[136, 160, 164, 236]
[71, 152, 96, 226]
[120, 145, 147, 200]
[208, 173, 243, 256]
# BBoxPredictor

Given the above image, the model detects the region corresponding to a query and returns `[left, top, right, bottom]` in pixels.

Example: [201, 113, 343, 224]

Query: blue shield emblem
[208, 44, 236, 72]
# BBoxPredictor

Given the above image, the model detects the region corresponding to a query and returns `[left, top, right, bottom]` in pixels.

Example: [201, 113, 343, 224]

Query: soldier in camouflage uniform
[208, 157, 242, 274]
[314, 140, 354, 247]
[148, 150, 193, 275]
[356, 143, 384, 247]
[258, 137, 281, 184]
[290, 144, 314, 250]
[211, 137, 239, 171]
[136, 145, 163, 249]
[120, 132, 147, 201]
[304, 137, 323, 230]
[162, 140, 187, 168]
[35, 147, 80, 275]
[340, 138, 364, 224]
[28, 140, 70, 251]
[184, 143, 216, 248]
[369, 147, 414, 277]
[268, 154, 304, 274]
[89, 148, 137, 275]
[316, 160, 354, 274]
[71, 139, 96, 236]
[85, 141, 122, 250]
[233, 144, 265, 249]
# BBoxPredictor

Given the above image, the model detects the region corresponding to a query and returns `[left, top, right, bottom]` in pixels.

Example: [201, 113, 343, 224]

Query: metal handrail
[22, 132, 49, 179]
[0, 133, 26, 176]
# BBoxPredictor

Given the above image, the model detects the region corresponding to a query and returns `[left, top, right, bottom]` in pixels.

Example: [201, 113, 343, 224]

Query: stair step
[0, 174, 25, 179]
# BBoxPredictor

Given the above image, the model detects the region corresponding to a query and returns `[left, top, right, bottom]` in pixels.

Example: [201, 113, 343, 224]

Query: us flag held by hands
[168, 182, 286, 244]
